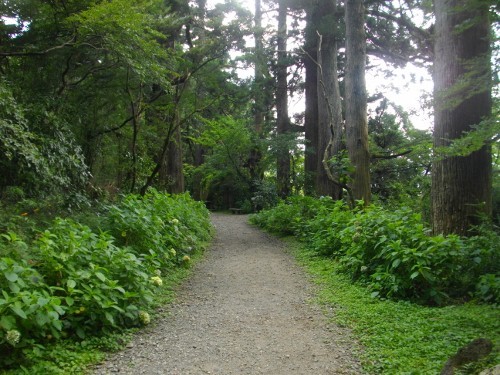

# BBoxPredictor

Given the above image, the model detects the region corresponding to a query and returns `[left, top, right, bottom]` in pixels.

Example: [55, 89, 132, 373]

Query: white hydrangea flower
[5, 330, 21, 346]
[138, 311, 151, 325]
[150, 276, 163, 286]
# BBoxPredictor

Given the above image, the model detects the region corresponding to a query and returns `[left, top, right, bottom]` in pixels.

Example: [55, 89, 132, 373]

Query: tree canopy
[1, 0, 498, 232]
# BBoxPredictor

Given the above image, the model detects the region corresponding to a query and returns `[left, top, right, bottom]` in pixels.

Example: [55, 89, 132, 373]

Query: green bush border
[1, 241, 208, 375]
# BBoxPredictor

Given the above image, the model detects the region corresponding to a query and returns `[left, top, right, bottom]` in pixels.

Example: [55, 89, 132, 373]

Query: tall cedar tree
[432, 0, 492, 235]
[316, 0, 344, 199]
[303, 4, 320, 195]
[345, 0, 371, 203]
[276, 0, 291, 197]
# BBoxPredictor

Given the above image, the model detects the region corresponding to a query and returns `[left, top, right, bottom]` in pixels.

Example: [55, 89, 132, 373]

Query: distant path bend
[94, 213, 362, 375]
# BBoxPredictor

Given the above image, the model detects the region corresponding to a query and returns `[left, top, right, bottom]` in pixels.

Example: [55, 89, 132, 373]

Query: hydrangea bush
[0, 189, 212, 365]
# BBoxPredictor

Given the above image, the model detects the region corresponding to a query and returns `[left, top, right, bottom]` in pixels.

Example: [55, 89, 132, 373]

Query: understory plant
[0, 189, 212, 370]
[250, 196, 500, 305]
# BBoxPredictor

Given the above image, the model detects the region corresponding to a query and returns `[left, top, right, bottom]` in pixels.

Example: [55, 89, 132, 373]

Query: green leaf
[95, 272, 106, 282]
[410, 271, 419, 280]
[52, 320, 63, 331]
[76, 327, 86, 339]
[9, 283, 21, 295]
[392, 259, 401, 268]
[36, 312, 49, 326]
[53, 304, 65, 315]
[65, 297, 75, 306]
[115, 286, 126, 294]
[67, 279, 77, 289]
[0, 315, 16, 330]
[37, 297, 50, 307]
[4, 271, 18, 282]
[420, 269, 434, 281]
[10, 305, 27, 319]
[104, 311, 115, 325]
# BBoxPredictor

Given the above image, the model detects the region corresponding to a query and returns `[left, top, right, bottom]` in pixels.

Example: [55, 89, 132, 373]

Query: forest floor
[93, 213, 363, 375]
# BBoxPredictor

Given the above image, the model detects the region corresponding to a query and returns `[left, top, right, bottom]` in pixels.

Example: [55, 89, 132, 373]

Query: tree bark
[165, 119, 185, 194]
[160, 89, 184, 194]
[254, 0, 265, 136]
[345, 0, 371, 204]
[316, 0, 344, 199]
[276, 0, 291, 198]
[432, 0, 492, 235]
[303, 5, 320, 195]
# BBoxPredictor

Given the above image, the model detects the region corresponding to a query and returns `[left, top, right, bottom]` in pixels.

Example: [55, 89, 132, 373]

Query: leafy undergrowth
[0, 189, 212, 374]
[0, 259, 201, 375]
[250, 197, 499, 305]
[292, 245, 499, 374]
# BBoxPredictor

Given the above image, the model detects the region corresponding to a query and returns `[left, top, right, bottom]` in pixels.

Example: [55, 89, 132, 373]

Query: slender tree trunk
[254, 0, 265, 136]
[276, 0, 291, 198]
[191, 145, 205, 200]
[247, 0, 268, 189]
[161, 90, 184, 194]
[126, 72, 142, 193]
[142, 90, 184, 196]
[432, 0, 492, 235]
[316, 0, 343, 199]
[303, 6, 319, 195]
[345, 0, 371, 204]
[165, 115, 184, 194]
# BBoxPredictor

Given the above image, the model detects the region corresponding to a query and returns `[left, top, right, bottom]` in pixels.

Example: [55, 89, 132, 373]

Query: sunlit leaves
[66, 0, 179, 86]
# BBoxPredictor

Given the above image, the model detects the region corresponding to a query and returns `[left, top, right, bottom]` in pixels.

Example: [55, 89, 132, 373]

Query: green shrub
[0, 190, 213, 370]
[252, 197, 500, 305]
[251, 180, 279, 211]
[250, 195, 328, 236]
[34, 218, 155, 336]
[105, 190, 211, 269]
[303, 200, 355, 256]
[0, 257, 65, 346]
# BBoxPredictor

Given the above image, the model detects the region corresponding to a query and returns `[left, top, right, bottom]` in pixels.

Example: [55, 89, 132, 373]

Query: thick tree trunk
[432, 0, 492, 235]
[316, 0, 343, 199]
[303, 6, 319, 195]
[276, 1, 291, 198]
[345, 0, 371, 204]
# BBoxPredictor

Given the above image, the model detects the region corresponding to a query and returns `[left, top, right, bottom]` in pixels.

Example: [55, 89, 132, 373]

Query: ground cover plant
[0, 189, 212, 373]
[293, 246, 499, 374]
[250, 196, 499, 373]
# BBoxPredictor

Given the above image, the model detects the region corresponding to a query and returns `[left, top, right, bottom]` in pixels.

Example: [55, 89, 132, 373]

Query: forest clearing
[1, 0, 499, 373]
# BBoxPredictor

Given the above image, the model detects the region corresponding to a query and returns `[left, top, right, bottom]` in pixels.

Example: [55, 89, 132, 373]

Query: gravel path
[93, 213, 362, 374]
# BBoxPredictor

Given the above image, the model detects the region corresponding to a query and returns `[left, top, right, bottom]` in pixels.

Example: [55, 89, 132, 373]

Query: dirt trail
[93, 213, 362, 374]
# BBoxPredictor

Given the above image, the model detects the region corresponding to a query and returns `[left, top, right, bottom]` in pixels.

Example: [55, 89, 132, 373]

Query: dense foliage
[250, 196, 499, 306]
[0, 190, 212, 370]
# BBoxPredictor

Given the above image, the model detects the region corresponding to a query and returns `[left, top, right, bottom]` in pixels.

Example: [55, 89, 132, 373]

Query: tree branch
[0, 36, 76, 56]
[371, 149, 413, 159]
